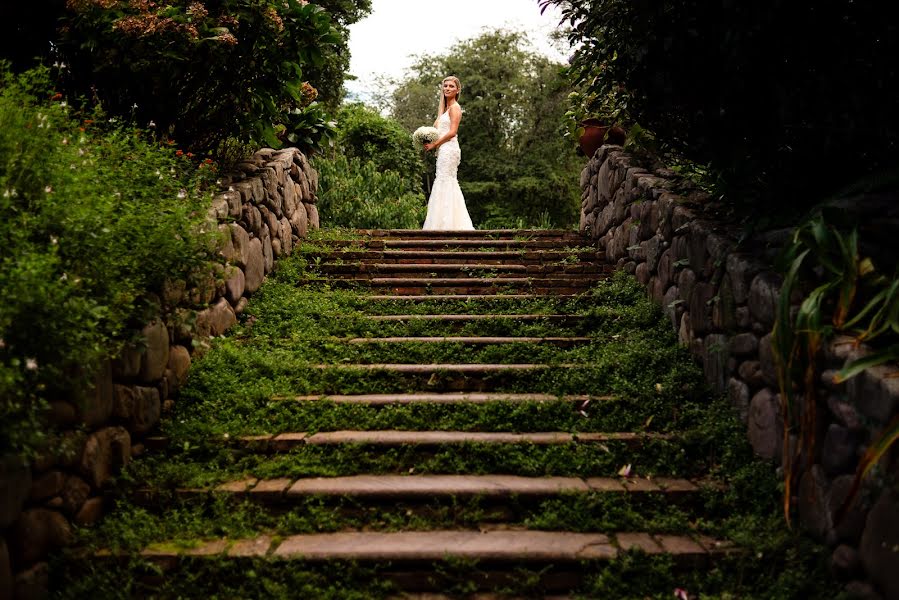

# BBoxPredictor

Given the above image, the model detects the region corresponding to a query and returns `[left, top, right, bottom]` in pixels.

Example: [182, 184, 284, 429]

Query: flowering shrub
[0, 67, 219, 455]
[51, 0, 339, 153]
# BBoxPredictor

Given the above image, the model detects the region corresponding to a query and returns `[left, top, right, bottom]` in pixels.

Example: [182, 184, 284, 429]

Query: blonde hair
[437, 76, 462, 118]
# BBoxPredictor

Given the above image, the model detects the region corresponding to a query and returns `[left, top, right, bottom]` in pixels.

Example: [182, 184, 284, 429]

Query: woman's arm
[424, 105, 462, 151]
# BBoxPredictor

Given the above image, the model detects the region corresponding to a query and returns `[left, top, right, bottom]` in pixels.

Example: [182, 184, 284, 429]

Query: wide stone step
[363, 294, 582, 302]
[308, 250, 603, 265]
[365, 314, 587, 323]
[354, 229, 585, 240]
[317, 263, 604, 277]
[281, 392, 604, 405]
[312, 363, 579, 373]
[305, 278, 602, 296]
[136, 529, 732, 562]
[239, 430, 670, 451]
[344, 336, 592, 346]
[119, 530, 735, 594]
[161, 475, 707, 502]
[318, 240, 587, 251]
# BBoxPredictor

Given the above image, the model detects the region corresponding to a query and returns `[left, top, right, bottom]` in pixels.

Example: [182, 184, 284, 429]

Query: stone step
[134, 529, 732, 563]
[238, 430, 671, 451]
[303, 278, 602, 296]
[111, 530, 735, 594]
[354, 229, 585, 240]
[280, 392, 606, 405]
[308, 250, 602, 264]
[363, 294, 582, 302]
[344, 336, 592, 346]
[317, 240, 587, 251]
[312, 363, 579, 373]
[316, 263, 605, 277]
[159, 475, 707, 502]
[364, 314, 587, 323]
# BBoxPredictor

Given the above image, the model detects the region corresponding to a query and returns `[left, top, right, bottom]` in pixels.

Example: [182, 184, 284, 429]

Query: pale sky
[346, 0, 568, 103]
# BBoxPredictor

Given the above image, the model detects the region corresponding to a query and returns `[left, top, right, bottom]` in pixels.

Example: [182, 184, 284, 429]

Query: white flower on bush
[25, 358, 38, 371]
[412, 126, 439, 149]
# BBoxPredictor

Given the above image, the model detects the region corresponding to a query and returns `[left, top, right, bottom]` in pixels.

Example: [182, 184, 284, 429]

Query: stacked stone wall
[0, 147, 319, 598]
[581, 145, 899, 600]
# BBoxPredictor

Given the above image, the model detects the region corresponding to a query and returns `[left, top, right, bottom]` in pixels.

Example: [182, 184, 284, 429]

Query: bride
[422, 76, 475, 230]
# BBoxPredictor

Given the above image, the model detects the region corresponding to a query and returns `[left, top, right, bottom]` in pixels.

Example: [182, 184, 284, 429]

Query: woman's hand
[423, 141, 437, 152]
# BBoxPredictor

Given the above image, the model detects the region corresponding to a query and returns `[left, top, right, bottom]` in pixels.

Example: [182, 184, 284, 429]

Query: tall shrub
[335, 103, 425, 194]
[0, 67, 218, 455]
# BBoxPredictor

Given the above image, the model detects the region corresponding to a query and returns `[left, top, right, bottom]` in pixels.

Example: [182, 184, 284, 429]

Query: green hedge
[0, 67, 218, 455]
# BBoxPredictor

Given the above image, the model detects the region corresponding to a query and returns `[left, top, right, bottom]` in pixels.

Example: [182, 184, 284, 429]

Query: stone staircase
[69, 229, 748, 597]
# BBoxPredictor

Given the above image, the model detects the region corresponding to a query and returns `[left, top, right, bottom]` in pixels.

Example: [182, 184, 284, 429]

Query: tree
[387, 30, 582, 228]
[302, 0, 373, 110]
[540, 0, 899, 213]
[0, 1, 369, 154]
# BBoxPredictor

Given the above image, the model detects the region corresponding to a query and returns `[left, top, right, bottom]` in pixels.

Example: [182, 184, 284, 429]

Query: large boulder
[860, 489, 899, 600]
[12, 509, 74, 563]
[78, 360, 114, 427]
[79, 427, 131, 489]
[139, 320, 170, 382]
[113, 385, 161, 434]
[0, 455, 31, 529]
[244, 237, 265, 294]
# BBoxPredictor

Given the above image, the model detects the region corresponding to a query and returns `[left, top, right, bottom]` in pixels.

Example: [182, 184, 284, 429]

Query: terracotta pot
[577, 119, 608, 159]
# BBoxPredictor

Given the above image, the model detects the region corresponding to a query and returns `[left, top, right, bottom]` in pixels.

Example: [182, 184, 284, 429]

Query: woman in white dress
[422, 76, 475, 230]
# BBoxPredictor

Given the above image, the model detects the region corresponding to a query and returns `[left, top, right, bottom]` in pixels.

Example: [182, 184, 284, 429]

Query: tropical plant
[773, 207, 899, 524]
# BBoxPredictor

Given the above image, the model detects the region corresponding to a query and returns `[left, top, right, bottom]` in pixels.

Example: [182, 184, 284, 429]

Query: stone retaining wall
[0, 147, 319, 598]
[580, 145, 899, 600]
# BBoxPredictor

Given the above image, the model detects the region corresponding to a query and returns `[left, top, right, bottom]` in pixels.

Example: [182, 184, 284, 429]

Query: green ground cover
[52, 255, 837, 599]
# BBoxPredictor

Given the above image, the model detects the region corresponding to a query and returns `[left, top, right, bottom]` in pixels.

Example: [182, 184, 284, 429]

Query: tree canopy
[542, 0, 899, 213]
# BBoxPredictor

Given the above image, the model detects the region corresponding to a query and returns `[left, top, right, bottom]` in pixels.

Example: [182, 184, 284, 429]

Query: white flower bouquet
[412, 126, 439, 149]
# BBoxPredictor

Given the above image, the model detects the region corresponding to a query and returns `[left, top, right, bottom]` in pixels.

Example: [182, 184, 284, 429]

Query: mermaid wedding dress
[422, 108, 474, 230]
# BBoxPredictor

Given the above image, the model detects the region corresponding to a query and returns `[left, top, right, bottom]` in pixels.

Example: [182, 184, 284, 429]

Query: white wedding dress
[422, 107, 474, 230]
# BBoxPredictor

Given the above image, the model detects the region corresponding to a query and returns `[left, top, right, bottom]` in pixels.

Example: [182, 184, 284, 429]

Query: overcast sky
[346, 0, 568, 103]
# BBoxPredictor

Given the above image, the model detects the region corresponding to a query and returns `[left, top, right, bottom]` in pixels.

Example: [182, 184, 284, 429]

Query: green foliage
[0, 67, 218, 455]
[2, 0, 342, 155]
[387, 30, 583, 228]
[56, 263, 835, 597]
[773, 208, 899, 523]
[312, 104, 427, 229]
[333, 103, 424, 193]
[543, 0, 899, 213]
[314, 153, 426, 229]
[294, 0, 373, 111]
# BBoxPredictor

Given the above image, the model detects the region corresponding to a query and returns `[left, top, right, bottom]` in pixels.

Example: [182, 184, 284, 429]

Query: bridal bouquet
[412, 126, 439, 149]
